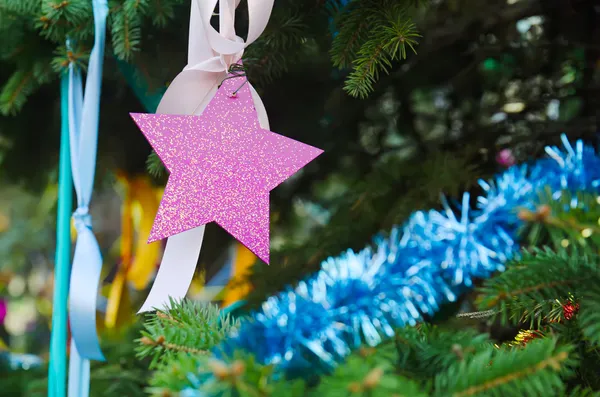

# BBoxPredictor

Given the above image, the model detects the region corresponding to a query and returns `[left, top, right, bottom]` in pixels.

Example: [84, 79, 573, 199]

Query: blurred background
[0, 0, 599, 394]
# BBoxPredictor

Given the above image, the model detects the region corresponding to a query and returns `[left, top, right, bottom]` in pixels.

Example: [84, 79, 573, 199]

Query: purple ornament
[131, 75, 323, 264]
[496, 148, 516, 168]
[0, 299, 7, 324]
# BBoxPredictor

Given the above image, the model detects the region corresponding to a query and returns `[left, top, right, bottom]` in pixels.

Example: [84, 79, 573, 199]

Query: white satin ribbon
[156, 0, 273, 117]
[139, 0, 273, 313]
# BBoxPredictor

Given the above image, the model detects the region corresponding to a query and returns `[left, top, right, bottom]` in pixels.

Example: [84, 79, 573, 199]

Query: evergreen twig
[434, 338, 575, 396]
[477, 248, 599, 328]
[136, 298, 239, 369]
[330, 0, 424, 98]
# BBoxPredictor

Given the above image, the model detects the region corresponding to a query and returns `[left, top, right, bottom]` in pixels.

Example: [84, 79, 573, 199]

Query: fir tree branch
[243, 9, 309, 87]
[51, 43, 89, 73]
[521, 190, 600, 255]
[38, 0, 93, 42]
[109, 0, 145, 60]
[148, 0, 181, 28]
[146, 151, 165, 178]
[562, 387, 600, 397]
[147, 350, 308, 397]
[329, 1, 373, 69]
[111, 10, 141, 61]
[0, 0, 39, 15]
[139, 335, 210, 356]
[136, 299, 239, 369]
[476, 248, 599, 328]
[0, 69, 36, 116]
[344, 15, 420, 98]
[453, 351, 569, 396]
[578, 283, 600, 347]
[394, 325, 493, 379]
[434, 338, 575, 396]
[314, 346, 427, 396]
[329, 0, 424, 98]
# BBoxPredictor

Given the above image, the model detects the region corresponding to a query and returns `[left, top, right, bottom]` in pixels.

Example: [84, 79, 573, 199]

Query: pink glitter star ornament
[131, 76, 323, 264]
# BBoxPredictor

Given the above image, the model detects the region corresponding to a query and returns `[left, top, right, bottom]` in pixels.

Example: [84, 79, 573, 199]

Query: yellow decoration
[184, 242, 255, 306]
[105, 175, 133, 329]
[70, 218, 76, 241]
[222, 243, 256, 307]
[189, 271, 207, 295]
[126, 177, 161, 289]
[511, 329, 544, 347]
[0, 212, 9, 233]
[105, 172, 161, 329]
[103, 273, 133, 330]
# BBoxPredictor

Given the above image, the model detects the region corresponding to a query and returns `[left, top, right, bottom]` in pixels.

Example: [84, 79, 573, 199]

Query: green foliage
[0, 0, 185, 115]
[330, 0, 423, 98]
[148, 323, 579, 396]
[181, 353, 307, 397]
[0, 68, 44, 116]
[434, 338, 575, 397]
[145, 347, 309, 396]
[562, 388, 600, 397]
[332, 336, 573, 396]
[50, 43, 89, 73]
[144, 351, 203, 395]
[314, 348, 427, 396]
[136, 298, 239, 369]
[0, 185, 57, 272]
[0, 325, 151, 396]
[394, 325, 493, 379]
[136, 299, 245, 395]
[579, 284, 600, 347]
[0, 355, 47, 397]
[521, 190, 600, 255]
[88, 325, 152, 397]
[243, 7, 310, 88]
[108, 1, 143, 62]
[146, 151, 165, 178]
[476, 248, 599, 328]
[37, 0, 93, 43]
[0, 0, 428, 114]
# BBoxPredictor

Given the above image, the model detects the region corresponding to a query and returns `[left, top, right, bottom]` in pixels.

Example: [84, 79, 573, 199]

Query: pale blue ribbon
[66, 1, 108, 396]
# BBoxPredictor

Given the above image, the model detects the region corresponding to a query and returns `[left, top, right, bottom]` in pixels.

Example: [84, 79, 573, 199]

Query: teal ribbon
[48, 75, 73, 397]
[117, 60, 165, 113]
[221, 300, 246, 318]
[66, 0, 108, 396]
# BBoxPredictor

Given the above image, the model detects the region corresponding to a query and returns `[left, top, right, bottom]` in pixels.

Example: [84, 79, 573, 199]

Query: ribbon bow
[156, 0, 273, 117]
[66, 0, 108, 396]
[186, 0, 273, 71]
[72, 207, 92, 231]
[139, 0, 273, 313]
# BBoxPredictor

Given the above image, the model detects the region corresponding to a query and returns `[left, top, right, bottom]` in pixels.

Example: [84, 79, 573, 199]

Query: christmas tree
[1, 0, 600, 396]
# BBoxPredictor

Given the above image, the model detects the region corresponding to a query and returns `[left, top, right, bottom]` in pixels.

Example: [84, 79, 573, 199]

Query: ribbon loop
[66, 0, 108, 395]
[156, 0, 275, 116]
[186, 0, 275, 73]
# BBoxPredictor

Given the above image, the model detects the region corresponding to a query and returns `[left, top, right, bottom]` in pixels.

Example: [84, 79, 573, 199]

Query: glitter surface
[130, 76, 323, 263]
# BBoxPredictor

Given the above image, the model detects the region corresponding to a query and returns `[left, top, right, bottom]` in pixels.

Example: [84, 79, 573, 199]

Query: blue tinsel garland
[188, 135, 599, 391]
